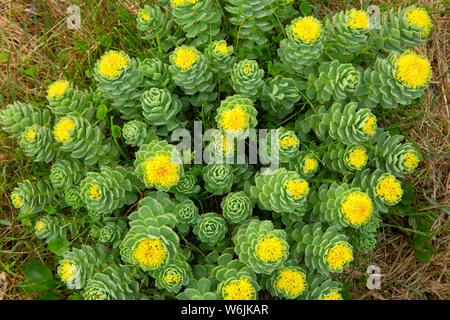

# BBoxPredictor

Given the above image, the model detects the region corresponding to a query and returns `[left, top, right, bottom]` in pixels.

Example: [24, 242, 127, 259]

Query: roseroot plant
[4, 4, 433, 301]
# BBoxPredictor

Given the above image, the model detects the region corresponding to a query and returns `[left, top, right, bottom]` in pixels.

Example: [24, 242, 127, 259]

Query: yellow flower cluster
[290, 16, 322, 43]
[274, 268, 307, 298]
[255, 236, 287, 263]
[143, 153, 180, 189]
[375, 174, 403, 203]
[132, 238, 168, 269]
[340, 191, 374, 226]
[54, 118, 76, 143]
[222, 277, 255, 300]
[284, 179, 309, 200]
[395, 51, 431, 89]
[325, 242, 353, 272]
[97, 51, 129, 79]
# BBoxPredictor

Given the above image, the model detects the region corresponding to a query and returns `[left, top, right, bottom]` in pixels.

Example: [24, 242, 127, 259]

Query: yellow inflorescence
[347, 147, 368, 170]
[138, 9, 150, 21]
[143, 153, 180, 189]
[24, 128, 36, 141]
[219, 105, 249, 132]
[255, 236, 287, 263]
[284, 179, 309, 200]
[403, 151, 420, 171]
[215, 43, 229, 55]
[325, 242, 353, 271]
[164, 270, 181, 284]
[58, 262, 77, 281]
[11, 192, 23, 208]
[97, 51, 129, 79]
[35, 220, 46, 231]
[132, 238, 168, 269]
[375, 175, 403, 203]
[88, 184, 101, 200]
[406, 7, 432, 36]
[318, 289, 344, 300]
[172, 0, 197, 7]
[173, 47, 198, 70]
[54, 118, 76, 142]
[47, 80, 69, 99]
[274, 268, 307, 298]
[290, 16, 322, 43]
[223, 277, 256, 300]
[340, 191, 374, 226]
[279, 136, 298, 148]
[243, 64, 253, 74]
[395, 52, 431, 89]
[303, 156, 318, 174]
[347, 9, 369, 29]
[361, 115, 377, 136]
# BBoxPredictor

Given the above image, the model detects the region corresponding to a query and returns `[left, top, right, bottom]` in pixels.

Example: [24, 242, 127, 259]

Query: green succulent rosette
[245, 168, 309, 214]
[120, 193, 179, 271]
[53, 116, 118, 166]
[93, 50, 144, 120]
[152, 254, 193, 294]
[204, 40, 236, 77]
[94, 221, 128, 248]
[203, 163, 234, 195]
[370, 129, 420, 176]
[268, 265, 308, 299]
[170, 0, 222, 46]
[0, 101, 50, 137]
[136, 5, 174, 42]
[19, 125, 56, 163]
[139, 58, 174, 89]
[220, 191, 253, 224]
[351, 169, 404, 212]
[10, 178, 55, 215]
[273, 0, 297, 21]
[324, 9, 370, 61]
[80, 166, 142, 215]
[193, 212, 228, 246]
[371, 6, 432, 53]
[291, 222, 353, 275]
[34, 215, 75, 242]
[173, 199, 200, 233]
[176, 278, 218, 300]
[224, 0, 275, 49]
[304, 60, 361, 104]
[57, 244, 117, 289]
[278, 16, 325, 73]
[262, 127, 300, 164]
[83, 264, 143, 300]
[171, 172, 201, 200]
[231, 59, 264, 100]
[46, 80, 98, 120]
[50, 159, 86, 190]
[64, 186, 84, 210]
[357, 50, 431, 109]
[261, 76, 300, 119]
[141, 88, 182, 128]
[233, 219, 289, 275]
[287, 152, 320, 180]
[305, 274, 344, 300]
[215, 95, 258, 138]
[310, 183, 376, 229]
[133, 139, 184, 191]
[347, 212, 381, 253]
[122, 120, 149, 147]
[322, 142, 369, 174]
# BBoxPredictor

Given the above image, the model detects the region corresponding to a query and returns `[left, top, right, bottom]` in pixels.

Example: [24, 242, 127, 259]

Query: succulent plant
[203, 163, 234, 195]
[193, 212, 228, 246]
[221, 191, 253, 224]
[261, 76, 300, 119]
[231, 59, 264, 100]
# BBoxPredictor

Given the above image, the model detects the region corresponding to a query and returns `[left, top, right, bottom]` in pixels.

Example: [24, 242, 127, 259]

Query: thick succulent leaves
[19, 125, 56, 163]
[305, 274, 343, 300]
[171, 172, 201, 200]
[50, 159, 86, 190]
[122, 120, 149, 147]
[34, 215, 76, 242]
[173, 199, 200, 233]
[10, 178, 55, 215]
[139, 58, 174, 89]
[0, 101, 51, 137]
[193, 212, 228, 246]
[141, 88, 182, 127]
[176, 278, 218, 300]
[231, 59, 264, 100]
[221, 191, 253, 224]
[136, 5, 174, 42]
[152, 254, 193, 294]
[203, 163, 235, 195]
[261, 76, 300, 119]
[204, 40, 237, 77]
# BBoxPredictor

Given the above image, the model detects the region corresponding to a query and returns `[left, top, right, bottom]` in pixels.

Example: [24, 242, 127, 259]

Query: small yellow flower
[58, 261, 77, 282]
[406, 7, 432, 36]
[340, 191, 374, 226]
[274, 268, 307, 298]
[88, 184, 101, 200]
[255, 235, 287, 263]
[375, 174, 403, 204]
[284, 179, 309, 200]
[54, 118, 76, 142]
[303, 156, 318, 174]
[361, 115, 377, 136]
[347, 9, 369, 29]
[215, 42, 229, 55]
[138, 9, 150, 21]
[11, 192, 23, 208]
[222, 276, 256, 300]
[173, 46, 198, 70]
[346, 146, 368, 170]
[218, 105, 249, 133]
[243, 64, 253, 74]
[290, 16, 322, 43]
[318, 288, 344, 300]
[164, 270, 181, 284]
[132, 237, 168, 269]
[395, 51, 431, 89]
[47, 80, 70, 99]
[279, 136, 298, 148]
[171, 0, 197, 7]
[325, 242, 353, 272]
[143, 153, 180, 189]
[24, 128, 36, 141]
[403, 151, 420, 171]
[35, 220, 46, 231]
[97, 50, 129, 79]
